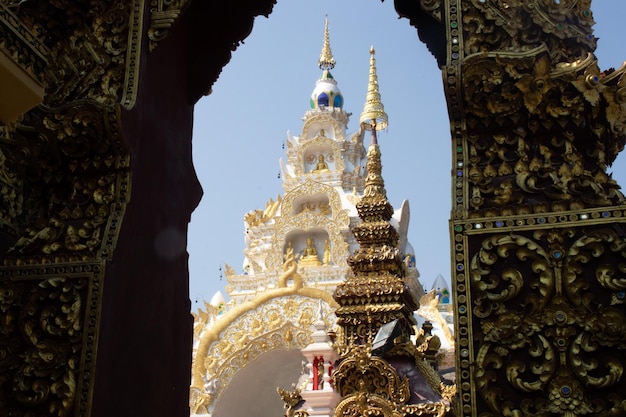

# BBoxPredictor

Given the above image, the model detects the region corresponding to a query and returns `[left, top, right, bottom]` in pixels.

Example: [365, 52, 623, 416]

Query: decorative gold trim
[300, 114, 348, 145]
[121, 0, 145, 109]
[333, 346, 452, 417]
[0, 3, 48, 81]
[0, 262, 104, 417]
[360, 46, 388, 131]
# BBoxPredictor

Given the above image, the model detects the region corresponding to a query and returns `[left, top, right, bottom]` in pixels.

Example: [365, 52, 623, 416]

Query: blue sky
[188, 1, 626, 308]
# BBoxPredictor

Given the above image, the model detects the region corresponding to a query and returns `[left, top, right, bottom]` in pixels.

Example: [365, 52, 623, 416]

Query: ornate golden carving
[283, 113, 365, 197]
[334, 346, 411, 403]
[294, 136, 346, 177]
[0, 3, 48, 82]
[333, 138, 420, 346]
[26, 1, 142, 108]
[3, 103, 129, 266]
[191, 293, 338, 410]
[189, 386, 210, 415]
[460, 49, 625, 215]
[333, 346, 452, 417]
[277, 387, 305, 417]
[330, 69, 452, 411]
[391, 0, 626, 414]
[0, 0, 138, 264]
[244, 195, 282, 227]
[448, 1, 626, 214]
[0, 265, 103, 417]
[267, 179, 351, 272]
[0, 1, 139, 415]
[468, 226, 626, 415]
[300, 113, 349, 143]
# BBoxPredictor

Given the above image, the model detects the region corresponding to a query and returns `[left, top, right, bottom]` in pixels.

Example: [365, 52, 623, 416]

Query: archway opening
[212, 349, 306, 417]
[187, 2, 626, 416]
[188, 0, 452, 308]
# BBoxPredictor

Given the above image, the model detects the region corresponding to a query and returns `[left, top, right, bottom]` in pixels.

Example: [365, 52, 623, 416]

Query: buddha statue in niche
[299, 237, 322, 266]
[312, 154, 330, 173]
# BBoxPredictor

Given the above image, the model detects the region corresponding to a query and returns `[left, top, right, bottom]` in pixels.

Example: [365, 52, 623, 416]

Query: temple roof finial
[360, 46, 388, 132]
[318, 15, 336, 71]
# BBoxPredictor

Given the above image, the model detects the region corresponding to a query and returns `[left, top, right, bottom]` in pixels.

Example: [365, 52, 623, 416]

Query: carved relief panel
[395, 0, 626, 415]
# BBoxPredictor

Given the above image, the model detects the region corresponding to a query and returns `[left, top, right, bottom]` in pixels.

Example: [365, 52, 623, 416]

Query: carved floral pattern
[394, 0, 626, 416]
[0, 270, 100, 417]
[462, 48, 625, 214]
[470, 227, 626, 415]
[333, 346, 452, 417]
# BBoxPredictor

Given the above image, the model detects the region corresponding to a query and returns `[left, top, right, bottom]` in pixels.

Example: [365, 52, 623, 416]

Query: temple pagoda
[190, 19, 425, 417]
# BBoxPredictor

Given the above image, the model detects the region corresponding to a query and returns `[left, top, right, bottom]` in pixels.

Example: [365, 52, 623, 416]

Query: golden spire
[332, 46, 418, 348]
[362, 137, 387, 199]
[333, 131, 417, 347]
[360, 46, 388, 131]
[318, 16, 335, 70]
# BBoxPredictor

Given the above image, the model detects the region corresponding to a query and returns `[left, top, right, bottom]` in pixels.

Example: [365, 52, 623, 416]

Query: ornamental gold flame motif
[392, 0, 626, 415]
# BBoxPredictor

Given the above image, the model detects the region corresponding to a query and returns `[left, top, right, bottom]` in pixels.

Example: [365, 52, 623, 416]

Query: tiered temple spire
[330, 46, 453, 417]
[360, 46, 388, 132]
[318, 16, 336, 70]
[310, 17, 344, 110]
[333, 45, 416, 348]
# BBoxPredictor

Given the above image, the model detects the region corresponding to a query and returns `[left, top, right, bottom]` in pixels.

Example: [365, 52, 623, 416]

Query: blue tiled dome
[310, 70, 343, 110]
